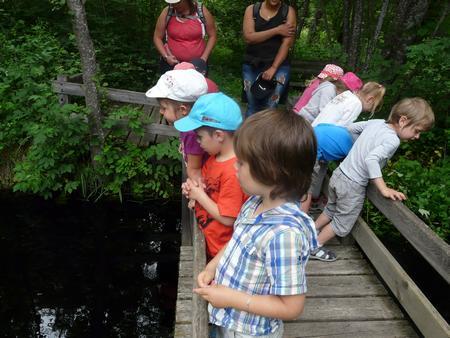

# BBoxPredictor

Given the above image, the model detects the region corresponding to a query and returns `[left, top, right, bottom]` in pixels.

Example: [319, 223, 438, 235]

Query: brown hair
[359, 81, 386, 114]
[387, 97, 435, 130]
[234, 108, 317, 201]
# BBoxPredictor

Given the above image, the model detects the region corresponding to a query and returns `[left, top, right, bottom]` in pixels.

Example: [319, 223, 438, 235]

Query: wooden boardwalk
[52, 74, 449, 338]
[174, 238, 418, 337]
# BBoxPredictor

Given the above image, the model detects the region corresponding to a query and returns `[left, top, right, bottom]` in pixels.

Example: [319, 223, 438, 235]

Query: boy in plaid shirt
[194, 109, 318, 337]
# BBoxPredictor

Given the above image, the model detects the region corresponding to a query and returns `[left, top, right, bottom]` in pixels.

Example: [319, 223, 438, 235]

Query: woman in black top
[242, 0, 297, 117]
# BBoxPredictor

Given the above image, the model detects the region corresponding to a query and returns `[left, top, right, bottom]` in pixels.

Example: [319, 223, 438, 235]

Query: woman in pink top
[153, 0, 217, 74]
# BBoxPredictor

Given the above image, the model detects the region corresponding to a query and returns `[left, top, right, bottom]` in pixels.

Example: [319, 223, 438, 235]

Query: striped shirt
[209, 196, 318, 335]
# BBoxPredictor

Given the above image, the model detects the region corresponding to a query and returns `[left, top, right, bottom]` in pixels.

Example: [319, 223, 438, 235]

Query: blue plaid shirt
[209, 195, 318, 335]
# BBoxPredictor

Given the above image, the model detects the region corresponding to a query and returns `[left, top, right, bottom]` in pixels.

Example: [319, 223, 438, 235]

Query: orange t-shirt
[195, 156, 247, 258]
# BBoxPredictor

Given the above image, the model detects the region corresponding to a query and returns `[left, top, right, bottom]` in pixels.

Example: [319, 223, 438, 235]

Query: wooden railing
[323, 177, 450, 338]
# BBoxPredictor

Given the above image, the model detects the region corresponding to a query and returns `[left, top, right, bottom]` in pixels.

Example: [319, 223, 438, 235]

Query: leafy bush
[93, 106, 182, 201]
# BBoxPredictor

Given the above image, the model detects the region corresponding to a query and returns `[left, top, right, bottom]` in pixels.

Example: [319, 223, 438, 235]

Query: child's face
[234, 159, 268, 196]
[158, 99, 185, 124]
[195, 129, 222, 155]
[397, 118, 424, 141]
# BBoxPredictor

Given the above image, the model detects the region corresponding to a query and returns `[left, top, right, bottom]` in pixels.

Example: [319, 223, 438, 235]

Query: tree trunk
[432, 1, 450, 37]
[307, 5, 322, 45]
[342, 0, 351, 54]
[347, 0, 363, 70]
[385, 0, 430, 64]
[319, 0, 332, 44]
[296, 0, 310, 38]
[67, 0, 105, 163]
[363, 0, 389, 71]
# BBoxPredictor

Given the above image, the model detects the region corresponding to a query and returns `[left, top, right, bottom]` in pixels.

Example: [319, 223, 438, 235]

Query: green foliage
[365, 38, 450, 128]
[93, 106, 182, 201]
[13, 106, 90, 199]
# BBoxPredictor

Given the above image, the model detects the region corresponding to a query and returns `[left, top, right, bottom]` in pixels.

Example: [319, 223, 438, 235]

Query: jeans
[242, 63, 290, 118]
[215, 323, 284, 338]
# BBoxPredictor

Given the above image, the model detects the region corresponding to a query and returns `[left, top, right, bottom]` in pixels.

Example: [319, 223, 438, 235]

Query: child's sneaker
[310, 246, 337, 262]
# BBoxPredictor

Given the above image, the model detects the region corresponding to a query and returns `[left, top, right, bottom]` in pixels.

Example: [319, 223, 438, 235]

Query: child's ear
[178, 104, 189, 116]
[214, 130, 226, 142]
[398, 115, 408, 127]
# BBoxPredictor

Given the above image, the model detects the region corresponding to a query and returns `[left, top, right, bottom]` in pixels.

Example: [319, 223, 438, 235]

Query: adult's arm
[153, 7, 179, 65]
[262, 6, 297, 80]
[242, 5, 295, 45]
[200, 6, 217, 61]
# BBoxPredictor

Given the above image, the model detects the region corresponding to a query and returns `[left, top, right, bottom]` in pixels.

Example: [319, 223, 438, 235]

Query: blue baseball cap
[174, 92, 243, 132]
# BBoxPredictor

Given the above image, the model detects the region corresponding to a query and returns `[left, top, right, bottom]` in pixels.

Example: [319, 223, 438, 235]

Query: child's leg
[315, 212, 331, 230]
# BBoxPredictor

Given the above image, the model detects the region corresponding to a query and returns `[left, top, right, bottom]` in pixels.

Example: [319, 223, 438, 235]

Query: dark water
[0, 193, 181, 337]
[375, 235, 450, 323]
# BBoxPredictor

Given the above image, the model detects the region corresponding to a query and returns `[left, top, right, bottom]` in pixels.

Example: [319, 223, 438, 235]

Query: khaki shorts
[324, 168, 366, 237]
[308, 160, 328, 198]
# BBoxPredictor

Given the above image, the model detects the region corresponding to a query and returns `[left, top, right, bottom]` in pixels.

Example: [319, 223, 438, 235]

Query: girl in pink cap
[292, 64, 343, 115]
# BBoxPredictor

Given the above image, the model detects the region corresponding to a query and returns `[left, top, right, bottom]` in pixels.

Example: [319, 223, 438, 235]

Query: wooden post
[57, 75, 69, 106]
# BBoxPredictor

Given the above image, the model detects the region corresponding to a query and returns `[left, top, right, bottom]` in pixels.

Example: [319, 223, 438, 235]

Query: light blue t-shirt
[314, 123, 353, 162]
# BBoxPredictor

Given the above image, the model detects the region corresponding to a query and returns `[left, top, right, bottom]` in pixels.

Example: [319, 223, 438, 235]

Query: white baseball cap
[145, 69, 208, 102]
[165, 0, 181, 4]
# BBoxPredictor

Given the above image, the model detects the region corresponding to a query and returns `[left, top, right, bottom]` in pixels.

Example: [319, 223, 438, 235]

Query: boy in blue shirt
[194, 109, 318, 337]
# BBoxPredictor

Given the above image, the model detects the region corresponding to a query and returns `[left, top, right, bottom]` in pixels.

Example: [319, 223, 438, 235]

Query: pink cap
[341, 72, 363, 92]
[174, 62, 195, 70]
[317, 64, 344, 80]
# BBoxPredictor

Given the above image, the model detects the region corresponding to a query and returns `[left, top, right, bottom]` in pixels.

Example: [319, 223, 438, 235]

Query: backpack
[252, 2, 289, 22]
[165, 0, 206, 41]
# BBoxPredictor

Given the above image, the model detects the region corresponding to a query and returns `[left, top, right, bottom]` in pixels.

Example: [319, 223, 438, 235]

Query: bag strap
[253, 2, 261, 20]
[164, 1, 206, 41]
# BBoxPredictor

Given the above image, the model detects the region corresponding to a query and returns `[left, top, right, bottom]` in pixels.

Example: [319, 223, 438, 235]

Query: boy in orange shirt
[175, 93, 247, 258]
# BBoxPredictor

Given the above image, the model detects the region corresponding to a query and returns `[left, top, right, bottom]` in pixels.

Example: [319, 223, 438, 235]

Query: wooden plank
[294, 296, 405, 322]
[175, 299, 192, 323]
[283, 320, 418, 338]
[367, 184, 450, 284]
[143, 123, 178, 138]
[174, 323, 192, 338]
[307, 275, 387, 297]
[181, 166, 193, 246]
[191, 212, 208, 338]
[352, 217, 450, 338]
[306, 259, 372, 276]
[52, 80, 159, 106]
[56, 75, 69, 105]
[179, 246, 193, 260]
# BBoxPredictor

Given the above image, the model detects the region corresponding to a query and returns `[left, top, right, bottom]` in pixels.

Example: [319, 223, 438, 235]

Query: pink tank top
[166, 14, 206, 62]
[293, 78, 320, 113]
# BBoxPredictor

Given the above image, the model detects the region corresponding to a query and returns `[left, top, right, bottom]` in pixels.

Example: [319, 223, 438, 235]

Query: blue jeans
[242, 63, 290, 118]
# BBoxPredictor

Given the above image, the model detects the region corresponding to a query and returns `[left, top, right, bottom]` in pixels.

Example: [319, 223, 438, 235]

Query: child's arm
[194, 285, 305, 321]
[347, 120, 368, 142]
[372, 177, 406, 201]
[186, 154, 203, 182]
[197, 243, 228, 287]
[186, 178, 236, 226]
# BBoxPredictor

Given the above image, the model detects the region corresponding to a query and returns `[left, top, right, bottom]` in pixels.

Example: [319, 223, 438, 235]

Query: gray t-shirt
[340, 119, 400, 186]
[298, 81, 336, 123]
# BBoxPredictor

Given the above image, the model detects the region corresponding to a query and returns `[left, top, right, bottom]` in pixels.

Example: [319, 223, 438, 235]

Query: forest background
[0, 0, 449, 242]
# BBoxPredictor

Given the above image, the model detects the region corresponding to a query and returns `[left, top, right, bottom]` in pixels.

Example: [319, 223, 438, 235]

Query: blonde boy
[312, 98, 435, 261]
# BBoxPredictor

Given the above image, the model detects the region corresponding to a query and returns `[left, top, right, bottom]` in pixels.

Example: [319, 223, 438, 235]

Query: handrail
[366, 183, 450, 284]
[191, 211, 209, 337]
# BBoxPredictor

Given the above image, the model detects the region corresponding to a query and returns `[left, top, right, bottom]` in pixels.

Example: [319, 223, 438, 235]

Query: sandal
[310, 247, 337, 262]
